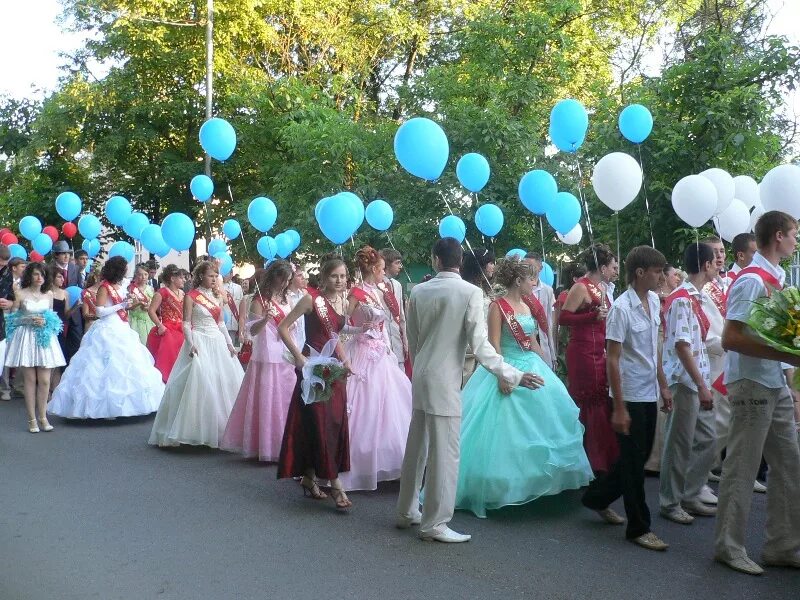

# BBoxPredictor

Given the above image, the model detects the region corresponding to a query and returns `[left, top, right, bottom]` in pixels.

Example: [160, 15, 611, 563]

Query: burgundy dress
[277, 295, 350, 481]
[559, 277, 618, 473]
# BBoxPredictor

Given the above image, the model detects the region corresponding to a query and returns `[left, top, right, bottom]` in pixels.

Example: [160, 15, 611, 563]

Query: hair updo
[493, 257, 533, 289]
[355, 246, 382, 277]
[580, 243, 616, 272]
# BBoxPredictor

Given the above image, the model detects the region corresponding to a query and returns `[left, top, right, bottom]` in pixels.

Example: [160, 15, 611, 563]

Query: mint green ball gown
[455, 315, 593, 518]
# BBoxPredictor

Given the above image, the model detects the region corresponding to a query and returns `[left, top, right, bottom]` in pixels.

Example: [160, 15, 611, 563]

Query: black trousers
[582, 401, 657, 540]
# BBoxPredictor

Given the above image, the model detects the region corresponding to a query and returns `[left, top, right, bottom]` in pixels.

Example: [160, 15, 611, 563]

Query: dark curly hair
[494, 257, 533, 289]
[48, 263, 67, 287]
[257, 260, 293, 303]
[159, 264, 182, 286]
[191, 260, 217, 289]
[462, 247, 495, 294]
[20, 262, 52, 292]
[580, 243, 616, 273]
[355, 245, 382, 277]
[101, 256, 128, 284]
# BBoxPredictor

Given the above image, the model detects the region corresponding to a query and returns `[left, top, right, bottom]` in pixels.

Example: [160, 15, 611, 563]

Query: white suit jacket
[406, 271, 523, 417]
[385, 277, 406, 363]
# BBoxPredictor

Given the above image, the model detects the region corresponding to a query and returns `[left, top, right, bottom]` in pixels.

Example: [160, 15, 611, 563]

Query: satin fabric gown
[129, 286, 155, 345]
[4, 298, 66, 369]
[146, 288, 184, 383]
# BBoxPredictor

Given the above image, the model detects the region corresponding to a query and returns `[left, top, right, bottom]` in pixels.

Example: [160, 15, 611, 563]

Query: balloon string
[227, 183, 264, 301]
[437, 187, 492, 291]
[615, 211, 620, 267]
[539, 217, 546, 262]
[636, 144, 655, 248]
[386, 232, 413, 283]
[574, 156, 600, 269]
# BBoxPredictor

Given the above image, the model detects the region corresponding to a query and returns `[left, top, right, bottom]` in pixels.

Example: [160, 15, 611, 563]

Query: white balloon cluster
[557, 223, 583, 245]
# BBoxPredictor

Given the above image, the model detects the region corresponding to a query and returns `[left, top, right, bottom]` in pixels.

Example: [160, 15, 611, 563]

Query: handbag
[238, 340, 252, 366]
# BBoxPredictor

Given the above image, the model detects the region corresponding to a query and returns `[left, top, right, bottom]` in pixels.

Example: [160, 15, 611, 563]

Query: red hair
[355, 246, 381, 276]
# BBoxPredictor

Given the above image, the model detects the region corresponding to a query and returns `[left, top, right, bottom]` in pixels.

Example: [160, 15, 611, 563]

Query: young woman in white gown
[149, 260, 244, 448]
[48, 257, 165, 419]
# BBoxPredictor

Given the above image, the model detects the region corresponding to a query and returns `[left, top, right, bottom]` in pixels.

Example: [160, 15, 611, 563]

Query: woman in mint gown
[455, 257, 593, 518]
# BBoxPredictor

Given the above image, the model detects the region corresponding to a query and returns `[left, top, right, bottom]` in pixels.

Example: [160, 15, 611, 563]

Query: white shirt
[606, 288, 661, 403]
[662, 282, 711, 391]
[531, 281, 556, 368]
[223, 281, 243, 331]
[287, 288, 307, 350]
[606, 282, 616, 306]
[724, 252, 787, 389]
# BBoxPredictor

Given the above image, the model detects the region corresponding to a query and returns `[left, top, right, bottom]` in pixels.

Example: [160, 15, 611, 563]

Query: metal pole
[204, 0, 213, 178]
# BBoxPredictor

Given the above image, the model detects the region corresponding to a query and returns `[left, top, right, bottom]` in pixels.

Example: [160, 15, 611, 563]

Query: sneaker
[753, 480, 767, 493]
[682, 500, 717, 517]
[594, 508, 625, 525]
[707, 472, 721, 483]
[698, 485, 718, 505]
[631, 532, 669, 551]
[715, 555, 764, 576]
[660, 507, 694, 524]
[762, 550, 800, 568]
[0, 389, 10, 401]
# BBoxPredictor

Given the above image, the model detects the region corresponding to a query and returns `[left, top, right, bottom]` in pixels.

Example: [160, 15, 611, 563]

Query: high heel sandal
[329, 486, 352, 510]
[300, 476, 327, 500]
[28, 419, 40, 434]
[37, 418, 54, 432]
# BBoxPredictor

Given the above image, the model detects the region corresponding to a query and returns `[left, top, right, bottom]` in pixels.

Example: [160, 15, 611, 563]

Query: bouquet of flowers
[300, 337, 349, 404]
[747, 285, 800, 385]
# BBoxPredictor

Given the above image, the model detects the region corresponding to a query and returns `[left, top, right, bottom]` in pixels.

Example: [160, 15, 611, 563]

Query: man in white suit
[396, 238, 543, 543]
[381, 248, 408, 371]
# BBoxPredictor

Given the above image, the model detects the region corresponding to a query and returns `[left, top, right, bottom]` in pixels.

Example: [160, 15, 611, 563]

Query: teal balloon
[338, 192, 365, 231]
[82, 238, 101, 258]
[438, 215, 466, 243]
[78, 214, 102, 240]
[618, 104, 653, 144]
[315, 197, 330, 222]
[549, 99, 588, 152]
[19, 216, 42, 241]
[161, 212, 195, 252]
[257, 235, 277, 259]
[215, 252, 233, 276]
[66, 286, 82, 309]
[105, 196, 132, 226]
[9, 244, 27, 260]
[365, 199, 394, 231]
[199, 117, 237, 161]
[456, 153, 491, 193]
[393, 117, 449, 181]
[519, 170, 558, 215]
[546, 192, 582, 235]
[506, 248, 526, 259]
[190, 174, 214, 202]
[247, 196, 277, 232]
[285, 229, 301, 251]
[109, 241, 135, 263]
[317, 195, 358, 245]
[140, 224, 167, 254]
[222, 219, 241, 240]
[540, 262, 555, 287]
[55, 192, 81, 221]
[208, 238, 228, 256]
[474, 203, 504, 237]
[32, 233, 53, 255]
[275, 232, 292, 258]
[123, 212, 149, 240]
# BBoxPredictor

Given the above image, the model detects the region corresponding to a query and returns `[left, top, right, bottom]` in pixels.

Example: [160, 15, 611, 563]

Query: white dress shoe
[698, 485, 718, 505]
[762, 550, 800, 569]
[419, 527, 471, 543]
[681, 500, 717, 517]
[395, 513, 422, 529]
[660, 507, 694, 525]
[753, 480, 767, 493]
[715, 555, 764, 576]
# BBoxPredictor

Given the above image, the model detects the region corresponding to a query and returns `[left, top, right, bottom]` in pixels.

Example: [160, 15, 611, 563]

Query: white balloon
[672, 175, 718, 228]
[557, 223, 583, 245]
[715, 199, 750, 242]
[760, 164, 800, 218]
[591, 152, 643, 212]
[700, 168, 735, 215]
[749, 204, 765, 232]
[733, 175, 759, 209]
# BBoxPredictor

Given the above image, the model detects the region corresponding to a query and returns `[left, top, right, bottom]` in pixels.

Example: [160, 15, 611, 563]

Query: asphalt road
[1, 398, 798, 600]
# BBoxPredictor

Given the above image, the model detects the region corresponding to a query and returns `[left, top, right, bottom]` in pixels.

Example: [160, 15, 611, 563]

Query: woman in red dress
[558, 244, 619, 473]
[146, 264, 186, 382]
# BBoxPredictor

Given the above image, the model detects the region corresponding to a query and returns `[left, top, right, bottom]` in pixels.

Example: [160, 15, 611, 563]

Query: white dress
[4, 298, 66, 368]
[148, 291, 245, 448]
[48, 294, 164, 419]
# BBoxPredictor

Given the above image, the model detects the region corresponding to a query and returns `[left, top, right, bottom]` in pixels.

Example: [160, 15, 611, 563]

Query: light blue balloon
[257, 235, 277, 259]
[109, 241, 135, 263]
[19, 216, 42, 241]
[337, 192, 365, 232]
[78, 214, 102, 240]
[546, 192, 582, 235]
[618, 104, 653, 144]
[248, 196, 277, 233]
[190, 174, 214, 202]
[105, 196, 132, 226]
[474, 203, 504, 237]
[208, 238, 228, 256]
[365, 199, 394, 231]
[140, 224, 166, 254]
[518, 170, 558, 215]
[82, 238, 101, 258]
[549, 99, 588, 152]
[318, 195, 358, 245]
[9, 244, 27, 260]
[66, 286, 82, 308]
[199, 117, 237, 161]
[275, 232, 293, 259]
[549, 124, 586, 154]
[55, 192, 81, 221]
[506, 248, 526, 259]
[222, 219, 241, 240]
[214, 252, 233, 276]
[456, 153, 491, 193]
[285, 229, 301, 251]
[393, 117, 449, 182]
[161, 212, 195, 252]
[438, 215, 466, 243]
[315, 197, 330, 222]
[32, 233, 53, 255]
[540, 262, 555, 287]
[123, 212, 150, 240]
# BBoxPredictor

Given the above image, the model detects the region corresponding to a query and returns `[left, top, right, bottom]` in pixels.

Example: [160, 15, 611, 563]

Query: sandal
[300, 476, 327, 500]
[329, 486, 352, 510]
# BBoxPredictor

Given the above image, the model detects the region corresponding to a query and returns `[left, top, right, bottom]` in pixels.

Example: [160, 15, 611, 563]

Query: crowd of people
[2, 210, 800, 576]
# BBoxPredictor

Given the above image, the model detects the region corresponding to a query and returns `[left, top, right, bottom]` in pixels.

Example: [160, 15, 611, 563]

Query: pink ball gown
[339, 283, 412, 491]
[221, 296, 297, 461]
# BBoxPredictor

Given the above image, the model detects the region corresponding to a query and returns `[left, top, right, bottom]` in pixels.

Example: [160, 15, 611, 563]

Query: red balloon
[0, 228, 10, 238]
[43, 225, 59, 243]
[62, 222, 77, 239]
[30, 251, 44, 262]
[1, 232, 18, 245]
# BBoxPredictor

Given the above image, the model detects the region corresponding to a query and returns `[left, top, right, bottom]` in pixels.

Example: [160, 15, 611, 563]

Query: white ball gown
[149, 288, 244, 448]
[48, 290, 164, 419]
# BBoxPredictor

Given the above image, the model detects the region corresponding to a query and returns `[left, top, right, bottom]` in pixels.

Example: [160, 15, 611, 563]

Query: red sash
[726, 269, 739, 283]
[256, 295, 286, 326]
[579, 276, 606, 309]
[495, 298, 536, 351]
[522, 294, 549, 335]
[730, 266, 782, 296]
[188, 289, 222, 322]
[226, 291, 240, 323]
[349, 285, 385, 332]
[379, 279, 410, 370]
[81, 288, 97, 318]
[127, 283, 150, 306]
[307, 288, 345, 360]
[101, 281, 128, 322]
[663, 288, 710, 341]
[703, 279, 727, 317]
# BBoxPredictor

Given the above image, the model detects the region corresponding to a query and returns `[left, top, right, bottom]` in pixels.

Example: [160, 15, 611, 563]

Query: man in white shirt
[223, 273, 244, 346]
[715, 211, 800, 576]
[523, 253, 556, 370]
[381, 248, 409, 373]
[582, 246, 671, 552]
[659, 242, 718, 524]
[728, 233, 756, 278]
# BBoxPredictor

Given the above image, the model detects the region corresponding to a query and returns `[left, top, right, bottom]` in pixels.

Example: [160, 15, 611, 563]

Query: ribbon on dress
[663, 287, 710, 341]
[308, 287, 345, 361]
[127, 283, 150, 307]
[188, 289, 222, 322]
[101, 281, 129, 322]
[494, 297, 534, 352]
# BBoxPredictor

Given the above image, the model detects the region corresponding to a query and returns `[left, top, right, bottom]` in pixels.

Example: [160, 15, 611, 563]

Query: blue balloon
[78, 214, 102, 240]
[214, 252, 233, 276]
[337, 192, 365, 232]
[248, 196, 277, 233]
[161, 212, 195, 252]
[315, 197, 330, 221]
[123, 212, 150, 240]
[274, 233, 292, 259]
[109, 241, 135, 263]
[9, 244, 27, 260]
[140, 224, 167, 255]
[66, 286, 82, 309]
[546, 192, 582, 235]
[540, 262, 555, 287]
[438, 215, 466, 243]
[105, 196, 132, 226]
[199, 117, 237, 161]
[519, 170, 558, 215]
[549, 99, 589, 152]
[365, 199, 394, 231]
[32, 233, 53, 255]
[222, 219, 241, 240]
[190, 174, 214, 202]
[257, 235, 277, 260]
[82, 238, 101, 258]
[506, 248, 526, 259]
[474, 204, 504, 237]
[456, 153, 491, 193]
[618, 104, 653, 144]
[19, 216, 42, 241]
[285, 229, 301, 251]
[208, 238, 228, 256]
[393, 117, 449, 181]
[317, 195, 358, 245]
[55, 192, 81, 221]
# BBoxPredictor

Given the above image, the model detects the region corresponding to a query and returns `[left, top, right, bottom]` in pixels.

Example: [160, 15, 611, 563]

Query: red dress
[559, 277, 618, 473]
[277, 293, 350, 481]
[146, 288, 185, 383]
